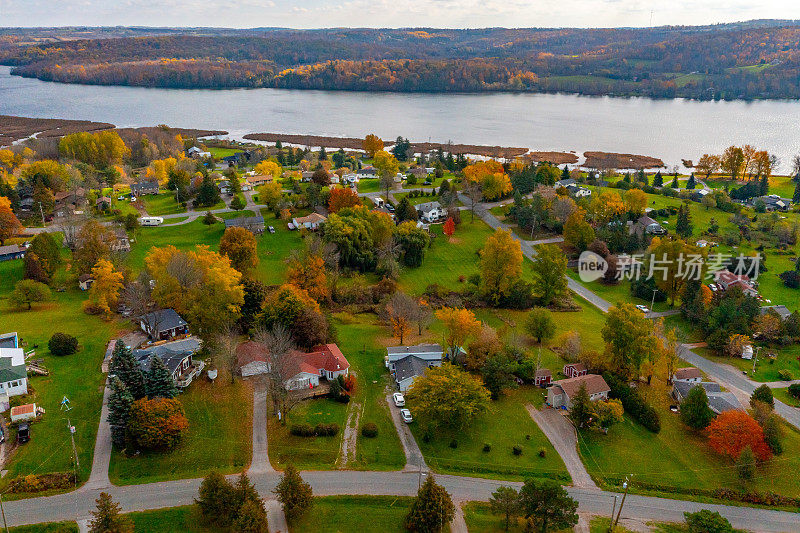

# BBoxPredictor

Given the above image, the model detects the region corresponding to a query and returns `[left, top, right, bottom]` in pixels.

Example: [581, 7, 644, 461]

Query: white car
[393, 393, 405, 407]
[400, 409, 413, 423]
[635, 305, 650, 313]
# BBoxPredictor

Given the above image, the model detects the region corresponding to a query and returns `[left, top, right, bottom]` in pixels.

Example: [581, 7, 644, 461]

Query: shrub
[48, 332, 79, 356]
[7, 472, 76, 494]
[483, 443, 492, 452]
[603, 372, 661, 433]
[290, 423, 315, 437]
[125, 397, 188, 451]
[512, 445, 523, 456]
[361, 422, 378, 438]
[449, 439, 458, 449]
[314, 423, 340, 437]
[789, 384, 800, 400]
[538, 448, 547, 458]
[778, 369, 794, 381]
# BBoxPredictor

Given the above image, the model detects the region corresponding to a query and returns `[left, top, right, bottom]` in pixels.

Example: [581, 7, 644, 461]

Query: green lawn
[207, 147, 243, 159]
[772, 386, 800, 408]
[0, 260, 117, 496]
[108, 379, 252, 485]
[356, 179, 381, 193]
[268, 397, 349, 470]
[578, 383, 800, 499]
[565, 271, 673, 312]
[463, 501, 528, 532]
[395, 192, 439, 206]
[696, 345, 800, 383]
[409, 387, 569, 482]
[290, 496, 414, 533]
[128, 505, 225, 532]
[141, 192, 187, 216]
[590, 516, 687, 533]
[9, 522, 79, 533]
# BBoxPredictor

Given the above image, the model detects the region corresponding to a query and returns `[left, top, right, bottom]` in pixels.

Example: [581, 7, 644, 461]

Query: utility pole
[607, 495, 618, 533]
[38, 201, 46, 228]
[753, 346, 762, 373]
[650, 289, 657, 318]
[613, 476, 631, 529]
[67, 419, 79, 469]
[0, 493, 9, 533]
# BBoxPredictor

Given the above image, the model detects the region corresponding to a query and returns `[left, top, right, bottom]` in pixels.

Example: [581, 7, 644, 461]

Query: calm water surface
[2, 66, 800, 172]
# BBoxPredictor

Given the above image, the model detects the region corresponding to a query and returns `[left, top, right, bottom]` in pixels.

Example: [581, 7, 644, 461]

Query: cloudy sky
[1, 0, 799, 28]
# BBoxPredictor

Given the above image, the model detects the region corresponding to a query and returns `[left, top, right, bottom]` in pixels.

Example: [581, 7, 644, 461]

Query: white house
[283, 344, 350, 391]
[673, 367, 702, 383]
[386, 344, 444, 392]
[291, 213, 327, 230]
[236, 340, 270, 377]
[187, 146, 211, 159]
[416, 201, 443, 223]
[547, 374, 610, 410]
[0, 343, 29, 411]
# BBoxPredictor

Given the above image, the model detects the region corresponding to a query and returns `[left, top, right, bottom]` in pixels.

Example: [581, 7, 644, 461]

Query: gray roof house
[672, 381, 742, 415]
[555, 178, 576, 189]
[416, 201, 443, 223]
[760, 305, 793, 321]
[225, 215, 265, 234]
[0, 332, 18, 349]
[393, 355, 434, 392]
[133, 337, 203, 388]
[139, 309, 189, 340]
[386, 344, 444, 391]
[131, 181, 159, 196]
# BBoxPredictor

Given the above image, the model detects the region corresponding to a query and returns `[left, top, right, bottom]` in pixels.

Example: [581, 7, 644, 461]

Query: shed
[10, 403, 37, 423]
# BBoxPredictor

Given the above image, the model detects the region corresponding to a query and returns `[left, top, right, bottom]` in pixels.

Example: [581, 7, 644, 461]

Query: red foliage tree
[443, 217, 455, 238]
[126, 397, 188, 451]
[706, 410, 771, 461]
[328, 188, 361, 213]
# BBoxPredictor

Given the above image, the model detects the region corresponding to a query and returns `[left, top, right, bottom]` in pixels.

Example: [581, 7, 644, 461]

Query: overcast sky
[1, 0, 799, 29]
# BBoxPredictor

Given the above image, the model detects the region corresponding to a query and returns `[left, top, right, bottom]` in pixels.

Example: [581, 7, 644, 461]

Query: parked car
[400, 409, 413, 423]
[268, 226, 276, 234]
[635, 305, 649, 314]
[0, 425, 4, 443]
[393, 393, 405, 407]
[17, 423, 30, 444]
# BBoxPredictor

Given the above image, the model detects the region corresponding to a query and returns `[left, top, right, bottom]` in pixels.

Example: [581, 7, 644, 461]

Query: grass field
[395, 192, 440, 206]
[772, 387, 800, 407]
[409, 386, 569, 482]
[0, 260, 117, 495]
[108, 378, 252, 485]
[289, 496, 414, 533]
[207, 147, 243, 159]
[565, 271, 673, 312]
[141, 192, 187, 216]
[578, 383, 800, 499]
[268, 397, 348, 470]
[9, 522, 80, 533]
[128, 505, 225, 532]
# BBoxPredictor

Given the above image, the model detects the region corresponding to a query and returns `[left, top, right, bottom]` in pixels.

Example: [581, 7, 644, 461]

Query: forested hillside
[3, 23, 800, 98]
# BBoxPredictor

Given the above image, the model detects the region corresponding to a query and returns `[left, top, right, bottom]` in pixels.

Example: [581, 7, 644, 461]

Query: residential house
[10, 403, 38, 423]
[225, 215, 265, 234]
[283, 344, 350, 391]
[131, 181, 159, 197]
[246, 175, 272, 188]
[751, 195, 792, 212]
[291, 213, 327, 230]
[139, 309, 189, 341]
[0, 344, 29, 411]
[342, 173, 359, 185]
[554, 178, 576, 189]
[111, 228, 130, 253]
[236, 340, 270, 377]
[416, 201, 443, 223]
[563, 363, 587, 379]
[393, 356, 433, 392]
[0, 244, 26, 262]
[408, 167, 428, 179]
[630, 215, 666, 236]
[565, 183, 592, 198]
[19, 197, 34, 212]
[386, 344, 444, 392]
[134, 337, 203, 388]
[78, 274, 94, 291]
[673, 367, 702, 383]
[672, 381, 742, 415]
[186, 146, 211, 159]
[355, 167, 378, 180]
[534, 368, 552, 387]
[54, 188, 86, 217]
[0, 332, 18, 349]
[547, 374, 610, 409]
[760, 305, 793, 321]
[301, 171, 316, 183]
[715, 271, 758, 297]
[96, 196, 112, 211]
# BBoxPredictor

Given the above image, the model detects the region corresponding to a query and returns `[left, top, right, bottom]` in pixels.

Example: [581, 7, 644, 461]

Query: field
[772, 387, 800, 407]
[268, 397, 348, 470]
[289, 496, 414, 533]
[207, 146, 243, 159]
[108, 378, 253, 485]
[0, 259, 117, 495]
[565, 270, 673, 312]
[141, 192, 187, 216]
[128, 505, 225, 532]
[9, 522, 79, 533]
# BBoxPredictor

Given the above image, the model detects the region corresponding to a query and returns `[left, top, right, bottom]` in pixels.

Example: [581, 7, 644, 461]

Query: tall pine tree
[146, 355, 178, 399]
[653, 171, 663, 187]
[404, 475, 455, 532]
[110, 340, 147, 400]
[89, 492, 132, 533]
[794, 180, 800, 203]
[107, 377, 134, 448]
[686, 174, 696, 189]
[759, 173, 769, 196]
[676, 204, 693, 238]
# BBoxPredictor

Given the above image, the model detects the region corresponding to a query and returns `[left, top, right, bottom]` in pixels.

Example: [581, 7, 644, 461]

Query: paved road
[83, 379, 112, 491]
[386, 395, 427, 472]
[7, 470, 799, 532]
[248, 377, 273, 475]
[526, 405, 597, 490]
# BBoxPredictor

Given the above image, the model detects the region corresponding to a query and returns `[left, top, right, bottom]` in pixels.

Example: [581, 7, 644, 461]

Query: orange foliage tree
[463, 160, 511, 201]
[126, 397, 188, 451]
[362, 134, 384, 157]
[328, 187, 361, 213]
[435, 307, 481, 356]
[286, 248, 330, 302]
[0, 196, 22, 245]
[443, 217, 455, 238]
[706, 410, 772, 461]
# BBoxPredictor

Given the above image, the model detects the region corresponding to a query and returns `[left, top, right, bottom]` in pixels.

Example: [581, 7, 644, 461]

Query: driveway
[526, 405, 597, 490]
[82, 379, 111, 491]
[385, 395, 427, 472]
[248, 377, 273, 475]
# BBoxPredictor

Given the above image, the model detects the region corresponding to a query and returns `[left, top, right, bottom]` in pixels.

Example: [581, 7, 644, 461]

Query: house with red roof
[715, 270, 758, 296]
[283, 344, 350, 391]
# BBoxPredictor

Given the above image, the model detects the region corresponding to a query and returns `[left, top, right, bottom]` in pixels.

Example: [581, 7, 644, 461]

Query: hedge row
[603, 372, 661, 433]
[8, 472, 76, 493]
[289, 423, 340, 437]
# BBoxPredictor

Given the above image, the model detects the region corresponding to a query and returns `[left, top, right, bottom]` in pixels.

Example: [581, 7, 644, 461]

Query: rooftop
[394, 355, 430, 384]
[141, 309, 187, 335]
[553, 374, 610, 398]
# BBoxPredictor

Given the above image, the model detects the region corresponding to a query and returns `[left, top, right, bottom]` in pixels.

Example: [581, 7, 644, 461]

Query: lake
[2, 65, 800, 172]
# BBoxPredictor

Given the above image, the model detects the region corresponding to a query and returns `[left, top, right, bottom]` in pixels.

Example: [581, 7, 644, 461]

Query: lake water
[2, 65, 800, 172]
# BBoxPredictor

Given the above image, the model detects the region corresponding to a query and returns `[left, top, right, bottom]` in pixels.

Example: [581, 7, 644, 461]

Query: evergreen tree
[202, 211, 217, 225]
[229, 174, 243, 196]
[107, 377, 134, 447]
[277, 150, 286, 166]
[794, 180, 800, 203]
[680, 280, 707, 325]
[234, 473, 261, 511]
[404, 475, 455, 533]
[561, 165, 570, 182]
[395, 196, 418, 222]
[197, 471, 237, 526]
[110, 340, 147, 400]
[750, 384, 774, 409]
[686, 174, 696, 189]
[319, 146, 327, 160]
[89, 492, 132, 533]
[736, 446, 756, 481]
[274, 464, 313, 523]
[671, 173, 679, 188]
[231, 195, 246, 211]
[676, 204, 693, 237]
[762, 413, 783, 455]
[680, 386, 714, 430]
[235, 499, 269, 533]
[653, 171, 663, 187]
[637, 169, 648, 185]
[759, 173, 769, 196]
[146, 355, 178, 399]
[517, 479, 578, 533]
[196, 175, 221, 207]
[569, 383, 594, 428]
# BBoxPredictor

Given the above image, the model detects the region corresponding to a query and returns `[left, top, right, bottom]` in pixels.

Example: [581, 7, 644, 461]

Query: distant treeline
[5, 25, 800, 98]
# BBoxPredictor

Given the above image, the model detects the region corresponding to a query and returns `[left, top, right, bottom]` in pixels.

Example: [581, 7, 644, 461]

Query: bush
[48, 332, 78, 356]
[449, 439, 458, 449]
[789, 384, 800, 400]
[603, 372, 661, 433]
[126, 397, 188, 451]
[290, 423, 315, 437]
[361, 422, 378, 438]
[538, 448, 547, 458]
[7, 472, 76, 494]
[778, 369, 794, 381]
[314, 423, 340, 437]
[512, 445, 523, 456]
[483, 443, 492, 452]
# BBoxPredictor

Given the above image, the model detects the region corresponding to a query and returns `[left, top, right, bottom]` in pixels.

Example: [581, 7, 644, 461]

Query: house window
[0, 383, 4, 389]
[10, 381, 17, 388]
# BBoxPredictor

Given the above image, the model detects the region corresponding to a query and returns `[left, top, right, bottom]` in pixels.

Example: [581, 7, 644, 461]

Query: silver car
[400, 409, 413, 423]
[393, 392, 405, 407]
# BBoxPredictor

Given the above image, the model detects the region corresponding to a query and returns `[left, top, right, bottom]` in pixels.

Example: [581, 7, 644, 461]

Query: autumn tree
[525, 307, 556, 344]
[328, 187, 361, 213]
[126, 397, 189, 451]
[465, 180, 483, 222]
[88, 492, 132, 533]
[435, 307, 482, 356]
[517, 479, 578, 533]
[443, 216, 455, 238]
[589, 190, 625, 224]
[466, 325, 503, 371]
[254, 160, 282, 180]
[0, 196, 22, 245]
[720, 146, 745, 181]
[601, 303, 658, 379]
[220, 226, 259, 275]
[696, 154, 721, 178]
[84, 258, 125, 318]
[395, 220, 431, 267]
[74, 220, 115, 275]
[258, 182, 283, 210]
[624, 188, 647, 216]
[404, 475, 455, 533]
[385, 291, 416, 345]
[646, 237, 699, 306]
[480, 228, 523, 304]
[373, 150, 399, 198]
[407, 363, 490, 432]
[259, 284, 329, 350]
[274, 464, 313, 523]
[59, 130, 129, 169]
[10, 279, 51, 310]
[706, 410, 772, 461]
[530, 244, 568, 306]
[563, 211, 594, 251]
[463, 160, 512, 200]
[286, 246, 329, 302]
[362, 134, 384, 158]
[27, 232, 62, 282]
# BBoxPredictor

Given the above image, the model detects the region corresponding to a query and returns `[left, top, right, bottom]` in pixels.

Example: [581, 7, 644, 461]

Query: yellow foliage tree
[254, 160, 282, 179]
[219, 226, 259, 275]
[407, 363, 491, 432]
[463, 160, 511, 200]
[145, 157, 178, 186]
[623, 189, 647, 216]
[286, 248, 330, 302]
[362, 134, 384, 157]
[435, 307, 482, 355]
[84, 258, 124, 318]
[480, 228, 523, 304]
[589, 191, 625, 224]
